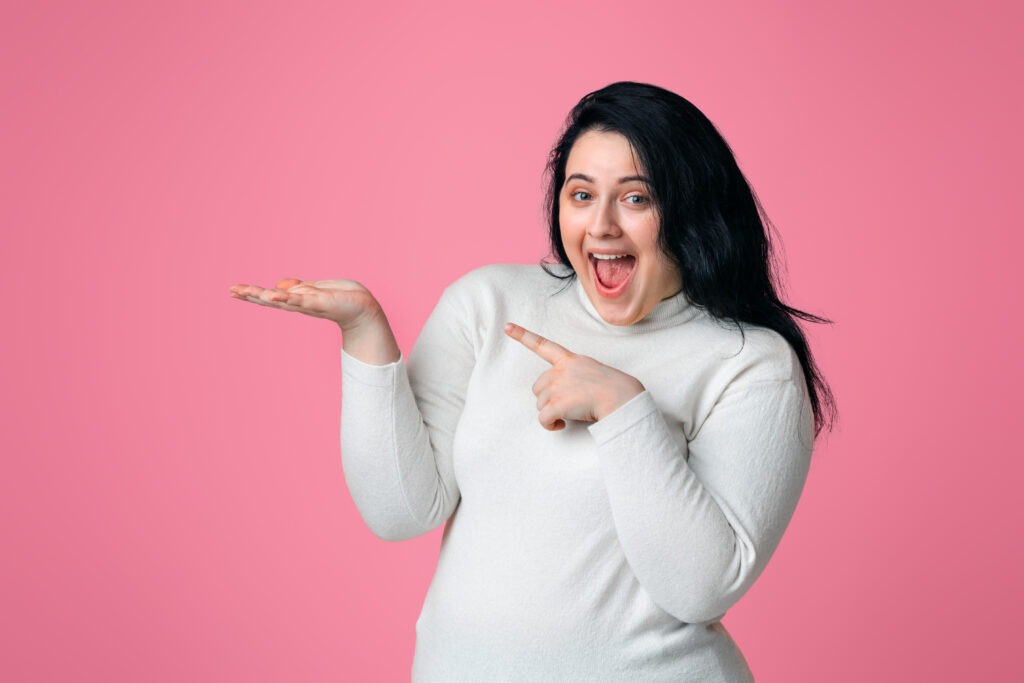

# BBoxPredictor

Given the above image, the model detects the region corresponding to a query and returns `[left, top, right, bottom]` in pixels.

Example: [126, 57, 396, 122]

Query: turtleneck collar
[572, 277, 701, 334]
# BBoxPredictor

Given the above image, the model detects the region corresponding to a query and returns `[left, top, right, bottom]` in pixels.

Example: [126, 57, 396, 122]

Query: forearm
[590, 384, 813, 624]
[340, 351, 459, 541]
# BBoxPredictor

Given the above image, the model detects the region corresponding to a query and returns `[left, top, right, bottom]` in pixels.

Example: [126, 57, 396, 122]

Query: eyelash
[569, 190, 649, 205]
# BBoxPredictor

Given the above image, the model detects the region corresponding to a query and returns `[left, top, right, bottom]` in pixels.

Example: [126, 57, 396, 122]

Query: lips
[589, 253, 637, 297]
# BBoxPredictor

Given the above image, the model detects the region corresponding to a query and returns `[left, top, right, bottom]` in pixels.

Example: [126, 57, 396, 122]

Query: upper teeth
[592, 254, 629, 260]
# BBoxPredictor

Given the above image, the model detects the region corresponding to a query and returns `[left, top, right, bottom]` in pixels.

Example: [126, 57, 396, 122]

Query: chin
[591, 299, 644, 326]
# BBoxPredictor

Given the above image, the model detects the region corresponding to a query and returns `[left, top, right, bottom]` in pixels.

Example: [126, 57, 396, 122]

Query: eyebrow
[566, 173, 651, 184]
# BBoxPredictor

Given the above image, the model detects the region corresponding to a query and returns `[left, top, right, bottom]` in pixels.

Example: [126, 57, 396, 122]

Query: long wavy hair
[545, 81, 836, 436]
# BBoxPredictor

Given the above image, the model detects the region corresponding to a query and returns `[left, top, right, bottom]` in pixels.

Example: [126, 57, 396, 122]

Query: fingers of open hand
[229, 284, 275, 305]
[229, 282, 327, 317]
[311, 278, 370, 294]
[278, 289, 337, 317]
[228, 283, 255, 299]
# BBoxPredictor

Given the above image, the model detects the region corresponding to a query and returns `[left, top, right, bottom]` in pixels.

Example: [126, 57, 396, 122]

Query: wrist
[596, 380, 645, 421]
[340, 307, 400, 366]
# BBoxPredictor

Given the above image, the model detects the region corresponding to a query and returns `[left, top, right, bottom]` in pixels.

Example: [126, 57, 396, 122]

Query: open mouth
[589, 253, 637, 297]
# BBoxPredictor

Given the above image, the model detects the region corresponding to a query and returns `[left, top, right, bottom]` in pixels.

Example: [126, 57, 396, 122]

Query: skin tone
[558, 129, 683, 327]
[228, 278, 401, 365]
[228, 129, 683, 429]
[502, 129, 684, 430]
[503, 323, 644, 431]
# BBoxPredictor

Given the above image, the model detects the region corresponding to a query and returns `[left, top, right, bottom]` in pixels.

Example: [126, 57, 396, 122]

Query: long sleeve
[340, 287, 476, 541]
[358, 265, 813, 681]
[588, 370, 814, 624]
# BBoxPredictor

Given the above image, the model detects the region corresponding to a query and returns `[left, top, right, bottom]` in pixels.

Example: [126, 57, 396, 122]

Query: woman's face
[559, 129, 683, 326]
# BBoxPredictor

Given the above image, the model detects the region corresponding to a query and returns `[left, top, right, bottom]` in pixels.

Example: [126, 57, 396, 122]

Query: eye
[571, 190, 592, 201]
[625, 194, 649, 205]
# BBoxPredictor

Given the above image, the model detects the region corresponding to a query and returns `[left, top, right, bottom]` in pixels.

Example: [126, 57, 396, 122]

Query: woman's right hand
[229, 278, 401, 365]
[229, 278, 380, 328]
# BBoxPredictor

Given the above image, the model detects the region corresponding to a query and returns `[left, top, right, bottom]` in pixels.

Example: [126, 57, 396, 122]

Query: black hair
[545, 81, 836, 436]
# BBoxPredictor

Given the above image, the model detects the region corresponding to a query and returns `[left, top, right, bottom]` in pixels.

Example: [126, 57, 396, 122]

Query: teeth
[591, 253, 630, 260]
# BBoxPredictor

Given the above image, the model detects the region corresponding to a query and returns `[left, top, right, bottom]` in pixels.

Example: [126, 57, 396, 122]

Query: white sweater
[340, 264, 814, 682]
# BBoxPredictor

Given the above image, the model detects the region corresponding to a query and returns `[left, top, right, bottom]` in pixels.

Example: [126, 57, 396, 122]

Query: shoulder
[688, 315, 806, 387]
[419, 264, 568, 354]
[446, 263, 562, 290]
[439, 263, 567, 307]
[734, 325, 804, 384]
[681, 319, 813, 446]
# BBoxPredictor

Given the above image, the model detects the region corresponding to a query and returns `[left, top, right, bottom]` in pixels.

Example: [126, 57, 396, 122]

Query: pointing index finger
[504, 323, 573, 365]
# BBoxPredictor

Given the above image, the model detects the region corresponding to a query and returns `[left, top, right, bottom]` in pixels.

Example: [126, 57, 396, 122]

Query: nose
[587, 200, 622, 239]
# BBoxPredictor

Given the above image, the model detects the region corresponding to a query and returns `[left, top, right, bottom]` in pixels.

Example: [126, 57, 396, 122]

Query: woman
[230, 81, 835, 682]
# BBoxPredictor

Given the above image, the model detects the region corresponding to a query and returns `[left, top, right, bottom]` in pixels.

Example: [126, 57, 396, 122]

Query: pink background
[3, 1, 1021, 680]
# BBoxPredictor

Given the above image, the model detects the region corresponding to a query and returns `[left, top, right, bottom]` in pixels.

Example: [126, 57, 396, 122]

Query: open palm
[230, 276, 400, 364]
[229, 278, 380, 330]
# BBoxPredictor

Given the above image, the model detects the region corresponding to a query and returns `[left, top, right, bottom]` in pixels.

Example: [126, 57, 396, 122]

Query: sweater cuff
[340, 348, 405, 388]
[587, 390, 660, 445]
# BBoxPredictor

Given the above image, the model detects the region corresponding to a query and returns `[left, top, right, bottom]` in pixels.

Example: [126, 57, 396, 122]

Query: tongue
[595, 256, 635, 289]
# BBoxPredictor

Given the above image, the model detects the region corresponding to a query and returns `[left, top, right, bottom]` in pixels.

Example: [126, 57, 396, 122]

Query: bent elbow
[645, 574, 738, 624]
[648, 543, 760, 625]
[342, 468, 454, 542]
[355, 505, 435, 542]
[669, 594, 737, 625]
[356, 498, 454, 542]
[365, 519, 426, 543]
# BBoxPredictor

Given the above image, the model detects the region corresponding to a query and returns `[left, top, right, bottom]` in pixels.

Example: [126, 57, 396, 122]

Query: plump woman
[230, 81, 835, 682]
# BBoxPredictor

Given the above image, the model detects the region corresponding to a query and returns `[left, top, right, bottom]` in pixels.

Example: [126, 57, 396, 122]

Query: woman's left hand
[504, 323, 645, 431]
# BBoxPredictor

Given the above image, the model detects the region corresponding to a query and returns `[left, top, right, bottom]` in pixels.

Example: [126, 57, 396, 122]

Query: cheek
[558, 210, 585, 251]
[632, 220, 662, 259]
[640, 216, 662, 246]
[655, 253, 683, 291]
[637, 221, 678, 283]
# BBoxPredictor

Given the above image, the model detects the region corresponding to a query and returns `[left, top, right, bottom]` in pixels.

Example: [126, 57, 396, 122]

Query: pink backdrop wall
[3, 1, 1021, 680]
